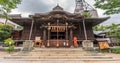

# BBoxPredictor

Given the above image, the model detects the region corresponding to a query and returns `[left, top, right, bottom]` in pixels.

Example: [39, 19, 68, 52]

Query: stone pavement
[0, 59, 85, 63]
[84, 53, 120, 63]
[84, 61, 120, 63]
[0, 58, 120, 63]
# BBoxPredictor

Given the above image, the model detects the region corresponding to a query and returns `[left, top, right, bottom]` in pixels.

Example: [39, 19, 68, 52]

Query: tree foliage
[93, 23, 120, 38]
[108, 23, 120, 38]
[83, 11, 92, 18]
[0, 25, 13, 42]
[4, 38, 14, 46]
[0, 0, 21, 19]
[93, 24, 108, 31]
[94, 0, 120, 15]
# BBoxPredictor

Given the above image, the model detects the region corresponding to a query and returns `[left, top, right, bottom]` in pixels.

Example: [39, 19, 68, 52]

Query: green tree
[83, 11, 92, 18]
[93, 25, 108, 31]
[0, 0, 21, 24]
[94, 0, 120, 15]
[93, 23, 120, 39]
[0, 25, 13, 42]
[108, 23, 120, 37]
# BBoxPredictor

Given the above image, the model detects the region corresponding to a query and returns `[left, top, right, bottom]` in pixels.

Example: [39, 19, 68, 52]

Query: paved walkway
[84, 60, 120, 63]
[84, 53, 120, 63]
[0, 60, 85, 63]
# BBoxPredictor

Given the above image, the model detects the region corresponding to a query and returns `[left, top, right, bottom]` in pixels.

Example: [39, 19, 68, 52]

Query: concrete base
[82, 40, 94, 51]
[22, 40, 33, 52]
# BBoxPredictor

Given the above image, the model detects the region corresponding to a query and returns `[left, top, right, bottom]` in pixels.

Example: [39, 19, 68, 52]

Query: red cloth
[73, 36, 78, 47]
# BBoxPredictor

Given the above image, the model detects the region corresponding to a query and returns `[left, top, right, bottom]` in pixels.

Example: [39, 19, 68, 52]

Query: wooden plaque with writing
[98, 41, 110, 49]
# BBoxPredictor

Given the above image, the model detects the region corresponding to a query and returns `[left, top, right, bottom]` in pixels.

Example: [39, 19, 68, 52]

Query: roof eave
[85, 17, 110, 26]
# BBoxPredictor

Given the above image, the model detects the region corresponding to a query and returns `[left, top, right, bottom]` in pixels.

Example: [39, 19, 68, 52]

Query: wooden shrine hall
[11, 5, 109, 47]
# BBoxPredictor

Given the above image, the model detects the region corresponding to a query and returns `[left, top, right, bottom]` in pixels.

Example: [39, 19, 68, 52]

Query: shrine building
[10, 1, 109, 48]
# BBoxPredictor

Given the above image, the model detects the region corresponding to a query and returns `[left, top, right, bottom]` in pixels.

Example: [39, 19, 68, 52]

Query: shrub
[4, 38, 15, 53]
[6, 45, 14, 53]
[4, 38, 14, 46]
[111, 48, 120, 54]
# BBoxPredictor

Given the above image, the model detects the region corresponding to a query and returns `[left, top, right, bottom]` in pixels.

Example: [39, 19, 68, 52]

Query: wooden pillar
[43, 28, 46, 46]
[43, 29, 46, 41]
[70, 28, 73, 47]
[47, 23, 50, 46]
[56, 20, 59, 47]
[66, 22, 68, 46]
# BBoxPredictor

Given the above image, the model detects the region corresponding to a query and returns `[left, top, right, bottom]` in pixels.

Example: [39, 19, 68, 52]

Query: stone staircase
[4, 48, 116, 61]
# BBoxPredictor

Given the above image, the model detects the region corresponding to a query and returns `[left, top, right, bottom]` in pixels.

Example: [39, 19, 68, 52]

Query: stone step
[32, 50, 85, 52]
[31, 50, 87, 54]
[12, 53, 85, 56]
[4, 56, 115, 61]
[30, 52, 87, 54]
[30, 48, 88, 56]
[24, 51, 88, 56]
[31, 54, 84, 56]
[4, 58, 117, 61]
[12, 48, 104, 57]
[13, 53, 104, 56]
[32, 48, 84, 52]
[31, 50, 86, 52]
[7, 48, 115, 61]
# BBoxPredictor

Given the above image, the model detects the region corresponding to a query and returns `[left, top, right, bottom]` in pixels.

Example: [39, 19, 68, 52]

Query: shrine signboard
[98, 41, 110, 49]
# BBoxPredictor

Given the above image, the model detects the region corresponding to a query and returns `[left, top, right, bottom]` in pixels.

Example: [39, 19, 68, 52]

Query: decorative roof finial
[52, 4, 63, 11]
[57, 3, 59, 6]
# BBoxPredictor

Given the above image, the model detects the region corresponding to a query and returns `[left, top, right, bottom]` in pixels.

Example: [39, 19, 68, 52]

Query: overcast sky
[10, 0, 120, 25]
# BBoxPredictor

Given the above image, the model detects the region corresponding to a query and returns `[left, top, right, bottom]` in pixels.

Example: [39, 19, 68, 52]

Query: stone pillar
[22, 40, 33, 52]
[82, 40, 93, 50]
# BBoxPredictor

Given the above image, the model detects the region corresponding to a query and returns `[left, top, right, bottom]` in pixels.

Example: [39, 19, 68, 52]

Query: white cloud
[10, 9, 21, 14]
[10, 0, 120, 25]
[101, 14, 120, 25]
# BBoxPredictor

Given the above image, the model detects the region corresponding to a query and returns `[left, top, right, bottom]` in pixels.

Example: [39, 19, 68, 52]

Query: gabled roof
[10, 5, 109, 27]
